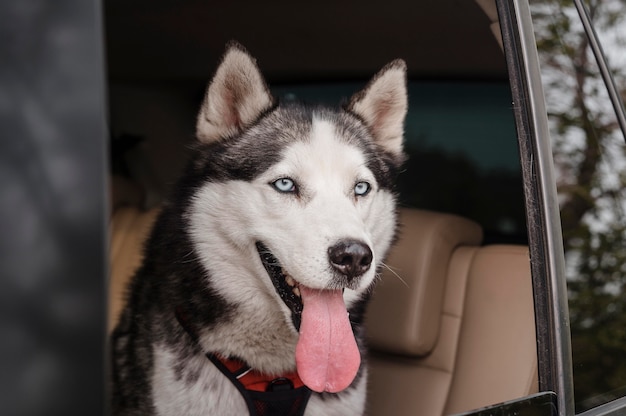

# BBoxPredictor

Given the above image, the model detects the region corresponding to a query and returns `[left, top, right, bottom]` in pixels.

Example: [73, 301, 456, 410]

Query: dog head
[186, 42, 406, 392]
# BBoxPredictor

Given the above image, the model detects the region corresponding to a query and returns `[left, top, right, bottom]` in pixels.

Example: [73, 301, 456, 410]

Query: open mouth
[255, 240, 362, 393]
[255, 242, 303, 331]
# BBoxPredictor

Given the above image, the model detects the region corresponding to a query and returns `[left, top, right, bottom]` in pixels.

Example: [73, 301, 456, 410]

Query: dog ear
[196, 42, 274, 143]
[347, 60, 407, 161]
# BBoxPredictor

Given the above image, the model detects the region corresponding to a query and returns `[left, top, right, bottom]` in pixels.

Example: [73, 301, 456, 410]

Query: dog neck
[174, 305, 312, 415]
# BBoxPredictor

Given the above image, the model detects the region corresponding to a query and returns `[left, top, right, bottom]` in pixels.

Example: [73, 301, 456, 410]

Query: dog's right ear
[196, 42, 274, 143]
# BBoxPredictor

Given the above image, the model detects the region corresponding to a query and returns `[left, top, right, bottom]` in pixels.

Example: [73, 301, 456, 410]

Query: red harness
[210, 354, 306, 392]
[175, 306, 312, 416]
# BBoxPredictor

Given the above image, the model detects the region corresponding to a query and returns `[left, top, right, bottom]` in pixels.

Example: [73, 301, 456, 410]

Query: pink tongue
[295, 286, 361, 393]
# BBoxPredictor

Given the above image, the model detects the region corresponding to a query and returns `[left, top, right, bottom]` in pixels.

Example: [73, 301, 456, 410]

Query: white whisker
[380, 262, 409, 288]
[177, 250, 196, 264]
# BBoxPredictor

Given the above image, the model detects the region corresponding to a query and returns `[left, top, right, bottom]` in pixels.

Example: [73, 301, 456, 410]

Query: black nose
[328, 240, 373, 280]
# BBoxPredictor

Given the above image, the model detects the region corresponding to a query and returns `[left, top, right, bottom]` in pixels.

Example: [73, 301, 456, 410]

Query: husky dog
[111, 42, 407, 416]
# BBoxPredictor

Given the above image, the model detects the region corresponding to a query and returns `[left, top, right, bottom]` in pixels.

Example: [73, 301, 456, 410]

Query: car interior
[106, 0, 539, 414]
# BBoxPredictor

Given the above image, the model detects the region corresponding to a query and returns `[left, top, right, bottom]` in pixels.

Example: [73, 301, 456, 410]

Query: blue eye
[272, 178, 297, 193]
[354, 181, 371, 196]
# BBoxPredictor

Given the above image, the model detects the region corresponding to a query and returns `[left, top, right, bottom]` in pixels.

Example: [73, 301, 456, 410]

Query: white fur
[152, 344, 248, 416]
[152, 343, 366, 415]
[187, 116, 397, 343]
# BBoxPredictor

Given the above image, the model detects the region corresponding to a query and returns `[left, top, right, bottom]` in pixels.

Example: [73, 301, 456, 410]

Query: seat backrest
[366, 208, 537, 415]
[108, 206, 159, 332]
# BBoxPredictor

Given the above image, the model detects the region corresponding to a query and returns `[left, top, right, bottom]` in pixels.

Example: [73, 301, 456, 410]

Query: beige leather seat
[108, 206, 537, 414]
[108, 205, 159, 332]
[366, 208, 537, 415]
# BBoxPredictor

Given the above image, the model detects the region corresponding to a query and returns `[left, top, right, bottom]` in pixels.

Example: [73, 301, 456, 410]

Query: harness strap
[208, 354, 306, 392]
[175, 306, 312, 416]
[207, 353, 312, 416]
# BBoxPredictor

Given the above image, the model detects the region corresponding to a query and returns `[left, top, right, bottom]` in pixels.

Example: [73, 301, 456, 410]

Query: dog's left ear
[347, 60, 407, 162]
[196, 42, 274, 143]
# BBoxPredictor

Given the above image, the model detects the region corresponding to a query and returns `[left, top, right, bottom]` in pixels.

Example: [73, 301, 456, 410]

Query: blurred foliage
[531, 0, 626, 411]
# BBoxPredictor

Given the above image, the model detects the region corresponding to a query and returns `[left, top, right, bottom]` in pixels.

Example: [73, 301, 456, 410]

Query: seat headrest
[366, 208, 483, 357]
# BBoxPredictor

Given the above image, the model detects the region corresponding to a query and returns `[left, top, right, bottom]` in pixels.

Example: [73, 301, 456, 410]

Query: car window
[530, 0, 626, 412]
[274, 81, 525, 244]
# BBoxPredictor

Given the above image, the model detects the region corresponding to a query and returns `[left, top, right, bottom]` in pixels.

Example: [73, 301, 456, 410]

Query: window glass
[530, 0, 626, 412]
[273, 81, 524, 244]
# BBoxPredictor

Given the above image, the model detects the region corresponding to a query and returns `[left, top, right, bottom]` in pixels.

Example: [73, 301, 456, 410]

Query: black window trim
[578, 397, 626, 416]
[495, 0, 574, 414]
[497, 0, 626, 414]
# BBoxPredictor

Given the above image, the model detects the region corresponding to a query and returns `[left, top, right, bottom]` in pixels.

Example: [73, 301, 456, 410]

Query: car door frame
[468, 0, 626, 415]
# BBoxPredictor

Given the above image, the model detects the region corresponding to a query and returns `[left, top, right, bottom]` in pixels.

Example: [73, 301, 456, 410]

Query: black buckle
[267, 377, 294, 392]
